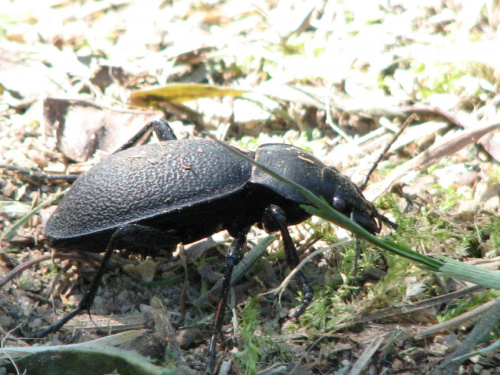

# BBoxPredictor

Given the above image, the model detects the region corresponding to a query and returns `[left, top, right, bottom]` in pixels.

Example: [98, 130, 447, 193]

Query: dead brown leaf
[43, 98, 163, 162]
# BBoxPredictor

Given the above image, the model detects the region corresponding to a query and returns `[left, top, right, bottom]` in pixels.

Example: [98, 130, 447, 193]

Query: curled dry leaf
[43, 98, 163, 162]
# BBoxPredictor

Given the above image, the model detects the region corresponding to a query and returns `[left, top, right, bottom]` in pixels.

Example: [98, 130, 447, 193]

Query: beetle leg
[207, 228, 249, 374]
[114, 119, 177, 153]
[262, 205, 314, 319]
[152, 119, 178, 142]
[32, 224, 175, 338]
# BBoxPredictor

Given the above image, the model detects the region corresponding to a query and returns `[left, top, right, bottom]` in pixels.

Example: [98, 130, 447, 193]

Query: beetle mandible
[40, 119, 394, 372]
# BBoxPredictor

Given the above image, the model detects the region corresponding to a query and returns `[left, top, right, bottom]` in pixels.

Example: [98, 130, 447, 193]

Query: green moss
[235, 297, 263, 375]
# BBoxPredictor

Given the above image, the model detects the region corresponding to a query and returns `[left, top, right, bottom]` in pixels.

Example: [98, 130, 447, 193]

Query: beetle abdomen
[46, 140, 254, 240]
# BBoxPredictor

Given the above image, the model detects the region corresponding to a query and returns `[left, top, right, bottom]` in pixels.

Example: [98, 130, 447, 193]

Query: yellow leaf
[130, 83, 248, 106]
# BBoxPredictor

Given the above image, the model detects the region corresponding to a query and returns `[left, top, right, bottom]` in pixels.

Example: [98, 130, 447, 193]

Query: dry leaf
[43, 98, 163, 162]
[129, 83, 248, 106]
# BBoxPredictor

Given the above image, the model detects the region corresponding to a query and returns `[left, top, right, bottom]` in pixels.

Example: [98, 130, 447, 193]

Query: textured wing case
[46, 140, 253, 239]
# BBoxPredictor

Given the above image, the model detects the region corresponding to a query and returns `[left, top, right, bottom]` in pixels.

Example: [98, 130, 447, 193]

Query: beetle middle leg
[207, 228, 249, 374]
[262, 205, 314, 319]
[32, 224, 177, 338]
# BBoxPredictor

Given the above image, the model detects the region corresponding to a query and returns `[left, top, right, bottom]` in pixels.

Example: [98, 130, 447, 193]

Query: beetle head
[322, 167, 396, 234]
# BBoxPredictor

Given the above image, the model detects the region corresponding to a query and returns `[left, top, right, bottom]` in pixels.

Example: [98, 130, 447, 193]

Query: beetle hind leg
[114, 119, 177, 153]
[31, 224, 176, 339]
[262, 205, 314, 319]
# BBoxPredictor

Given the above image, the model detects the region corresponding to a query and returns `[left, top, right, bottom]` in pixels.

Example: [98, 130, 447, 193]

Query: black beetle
[39, 119, 394, 372]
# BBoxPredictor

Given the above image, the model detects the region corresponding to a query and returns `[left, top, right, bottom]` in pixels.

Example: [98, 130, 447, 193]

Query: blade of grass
[204, 133, 500, 290]
[1, 190, 68, 242]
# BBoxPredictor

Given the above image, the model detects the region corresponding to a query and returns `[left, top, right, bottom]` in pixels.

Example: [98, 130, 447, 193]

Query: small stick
[358, 113, 417, 191]
[0, 253, 101, 288]
[0, 165, 78, 183]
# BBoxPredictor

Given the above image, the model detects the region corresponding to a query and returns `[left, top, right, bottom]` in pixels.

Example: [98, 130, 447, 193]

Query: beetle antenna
[359, 114, 416, 191]
[379, 214, 398, 230]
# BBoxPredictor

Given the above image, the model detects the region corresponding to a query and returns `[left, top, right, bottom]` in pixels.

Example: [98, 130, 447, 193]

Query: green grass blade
[205, 134, 500, 290]
[2, 190, 68, 242]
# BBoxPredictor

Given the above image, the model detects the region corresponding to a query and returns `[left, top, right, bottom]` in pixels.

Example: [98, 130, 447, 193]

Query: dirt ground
[1, 1, 500, 374]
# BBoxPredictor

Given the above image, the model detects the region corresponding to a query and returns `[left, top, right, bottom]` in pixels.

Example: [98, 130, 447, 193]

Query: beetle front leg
[207, 228, 249, 374]
[262, 205, 314, 319]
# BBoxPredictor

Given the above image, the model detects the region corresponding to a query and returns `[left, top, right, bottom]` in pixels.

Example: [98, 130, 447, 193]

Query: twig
[0, 253, 101, 288]
[349, 335, 386, 375]
[265, 240, 353, 305]
[365, 121, 500, 200]
[0, 164, 78, 183]
[436, 297, 500, 375]
[358, 113, 416, 191]
[401, 105, 468, 129]
[329, 285, 484, 332]
[363, 285, 484, 326]
[419, 291, 499, 337]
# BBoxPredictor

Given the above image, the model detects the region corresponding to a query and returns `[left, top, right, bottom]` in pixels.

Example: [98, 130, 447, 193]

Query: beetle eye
[332, 196, 346, 211]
